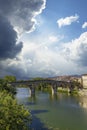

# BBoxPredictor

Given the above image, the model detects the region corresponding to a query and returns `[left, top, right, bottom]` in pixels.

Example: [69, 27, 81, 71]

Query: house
[81, 74, 87, 88]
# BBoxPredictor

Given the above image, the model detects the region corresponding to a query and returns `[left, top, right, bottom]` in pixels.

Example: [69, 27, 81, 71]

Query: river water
[16, 88, 87, 130]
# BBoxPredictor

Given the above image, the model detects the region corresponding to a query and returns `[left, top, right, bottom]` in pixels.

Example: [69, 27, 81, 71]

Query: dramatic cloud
[0, 0, 46, 34]
[62, 32, 87, 66]
[57, 14, 79, 28]
[1, 31, 87, 79]
[0, 0, 46, 78]
[82, 22, 87, 29]
[0, 15, 23, 59]
[0, 0, 46, 60]
[0, 35, 76, 78]
[1, 0, 87, 79]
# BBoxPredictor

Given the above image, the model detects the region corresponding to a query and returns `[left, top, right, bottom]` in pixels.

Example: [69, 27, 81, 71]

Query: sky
[0, 0, 87, 79]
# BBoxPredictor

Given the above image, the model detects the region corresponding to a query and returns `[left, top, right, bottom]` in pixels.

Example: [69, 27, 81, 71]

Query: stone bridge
[10, 79, 78, 96]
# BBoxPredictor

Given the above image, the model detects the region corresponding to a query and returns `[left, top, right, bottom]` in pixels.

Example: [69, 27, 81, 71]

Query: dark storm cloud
[0, 15, 23, 59]
[0, 0, 46, 78]
[0, 0, 46, 58]
[0, 0, 46, 33]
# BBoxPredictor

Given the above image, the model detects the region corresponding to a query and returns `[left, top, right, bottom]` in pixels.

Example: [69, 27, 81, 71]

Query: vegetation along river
[16, 88, 87, 130]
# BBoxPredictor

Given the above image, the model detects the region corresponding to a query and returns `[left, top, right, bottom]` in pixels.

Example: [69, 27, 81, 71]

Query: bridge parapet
[9, 80, 75, 96]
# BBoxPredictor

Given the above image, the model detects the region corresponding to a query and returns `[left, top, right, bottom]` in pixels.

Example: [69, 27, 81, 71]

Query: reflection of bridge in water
[10, 79, 78, 96]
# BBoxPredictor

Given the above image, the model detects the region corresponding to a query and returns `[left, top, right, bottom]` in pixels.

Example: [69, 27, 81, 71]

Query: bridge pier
[51, 84, 58, 95]
[29, 85, 35, 96]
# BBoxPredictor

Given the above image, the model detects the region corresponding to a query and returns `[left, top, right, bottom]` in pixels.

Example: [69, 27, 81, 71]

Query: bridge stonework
[10, 80, 76, 96]
[29, 84, 35, 96]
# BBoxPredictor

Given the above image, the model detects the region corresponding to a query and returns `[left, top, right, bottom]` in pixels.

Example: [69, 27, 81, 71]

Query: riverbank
[57, 87, 79, 95]
[57, 87, 87, 96]
[78, 89, 87, 96]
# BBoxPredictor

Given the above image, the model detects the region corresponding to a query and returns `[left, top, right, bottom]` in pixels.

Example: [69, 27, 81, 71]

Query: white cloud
[62, 32, 87, 66]
[57, 14, 79, 28]
[82, 22, 87, 29]
[0, 33, 80, 78]
[1, 29, 87, 78]
[49, 35, 58, 42]
[1, 32, 87, 78]
[0, 32, 87, 78]
[17, 41, 75, 77]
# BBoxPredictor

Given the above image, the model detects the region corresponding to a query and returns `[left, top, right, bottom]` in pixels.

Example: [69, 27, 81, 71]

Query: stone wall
[82, 75, 87, 88]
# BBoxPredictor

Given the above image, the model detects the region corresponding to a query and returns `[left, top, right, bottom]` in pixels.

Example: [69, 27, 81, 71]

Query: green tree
[71, 80, 82, 89]
[0, 91, 32, 130]
[33, 77, 44, 81]
[0, 79, 16, 95]
[4, 75, 16, 82]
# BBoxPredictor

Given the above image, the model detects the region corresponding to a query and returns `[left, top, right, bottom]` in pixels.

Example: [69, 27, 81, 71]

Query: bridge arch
[9, 79, 77, 96]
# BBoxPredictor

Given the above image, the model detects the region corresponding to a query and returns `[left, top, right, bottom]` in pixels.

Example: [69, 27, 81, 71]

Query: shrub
[0, 91, 32, 130]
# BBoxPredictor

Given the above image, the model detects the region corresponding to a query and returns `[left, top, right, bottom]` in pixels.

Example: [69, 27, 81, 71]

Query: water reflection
[16, 88, 87, 130]
[49, 93, 58, 101]
[16, 88, 31, 98]
[79, 96, 87, 108]
[28, 95, 37, 104]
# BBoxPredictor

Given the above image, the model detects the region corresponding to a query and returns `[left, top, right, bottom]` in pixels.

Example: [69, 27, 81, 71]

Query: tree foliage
[4, 75, 16, 82]
[33, 77, 44, 81]
[0, 91, 32, 130]
[0, 79, 16, 95]
[0, 76, 32, 130]
[71, 80, 82, 89]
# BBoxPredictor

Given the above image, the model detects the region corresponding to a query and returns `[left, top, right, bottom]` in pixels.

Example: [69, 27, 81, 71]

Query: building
[82, 74, 87, 88]
[48, 74, 87, 88]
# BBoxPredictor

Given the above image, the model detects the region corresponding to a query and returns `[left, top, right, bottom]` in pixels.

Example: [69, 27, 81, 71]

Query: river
[16, 88, 87, 130]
